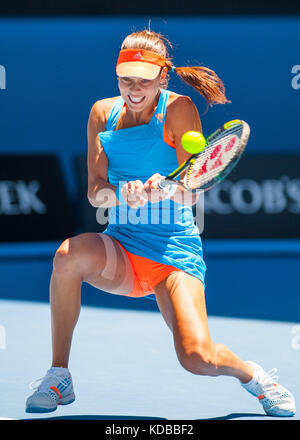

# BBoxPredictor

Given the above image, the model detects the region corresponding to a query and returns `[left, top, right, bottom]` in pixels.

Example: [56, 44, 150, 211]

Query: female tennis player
[26, 29, 295, 416]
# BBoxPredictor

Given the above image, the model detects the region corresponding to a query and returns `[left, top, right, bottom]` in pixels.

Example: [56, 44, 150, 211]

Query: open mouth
[128, 95, 145, 104]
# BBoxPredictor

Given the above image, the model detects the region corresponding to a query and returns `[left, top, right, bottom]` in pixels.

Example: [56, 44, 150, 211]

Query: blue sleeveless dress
[98, 89, 206, 294]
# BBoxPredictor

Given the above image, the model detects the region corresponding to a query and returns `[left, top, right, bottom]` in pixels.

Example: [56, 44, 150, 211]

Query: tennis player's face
[118, 74, 161, 112]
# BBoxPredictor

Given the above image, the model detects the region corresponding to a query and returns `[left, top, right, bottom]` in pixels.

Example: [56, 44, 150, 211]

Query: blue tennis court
[0, 240, 299, 421]
[1, 300, 299, 420]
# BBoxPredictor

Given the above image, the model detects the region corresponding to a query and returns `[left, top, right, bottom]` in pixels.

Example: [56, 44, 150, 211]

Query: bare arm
[167, 95, 203, 205]
[87, 100, 120, 208]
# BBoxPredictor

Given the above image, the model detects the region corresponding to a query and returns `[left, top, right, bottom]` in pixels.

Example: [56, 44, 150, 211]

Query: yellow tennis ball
[181, 131, 206, 154]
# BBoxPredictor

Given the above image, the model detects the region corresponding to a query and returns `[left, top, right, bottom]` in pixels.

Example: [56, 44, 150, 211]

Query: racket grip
[158, 179, 177, 198]
[158, 178, 170, 189]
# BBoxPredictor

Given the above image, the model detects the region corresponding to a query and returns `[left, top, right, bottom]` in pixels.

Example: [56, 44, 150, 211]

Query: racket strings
[185, 126, 243, 189]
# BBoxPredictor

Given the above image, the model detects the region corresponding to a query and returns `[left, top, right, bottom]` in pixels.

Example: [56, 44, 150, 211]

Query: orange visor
[116, 49, 166, 80]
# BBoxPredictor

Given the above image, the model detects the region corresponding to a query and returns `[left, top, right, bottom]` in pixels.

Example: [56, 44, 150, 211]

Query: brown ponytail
[165, 62, 230, 107]
[121, 28, 230, 108]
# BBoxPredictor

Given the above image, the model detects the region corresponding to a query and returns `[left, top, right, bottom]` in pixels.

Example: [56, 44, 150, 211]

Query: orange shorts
[115, 240, 182, 298]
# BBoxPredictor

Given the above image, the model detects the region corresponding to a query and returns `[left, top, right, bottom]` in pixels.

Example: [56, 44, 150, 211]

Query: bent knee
[177, 339, 217, 376]
[53, 234, 100, 278]
[53, 237, 79, 275]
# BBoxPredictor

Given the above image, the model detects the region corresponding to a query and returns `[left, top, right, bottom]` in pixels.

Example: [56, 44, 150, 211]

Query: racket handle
[158, 178, 172, 189]
[158, 178, 177, 198]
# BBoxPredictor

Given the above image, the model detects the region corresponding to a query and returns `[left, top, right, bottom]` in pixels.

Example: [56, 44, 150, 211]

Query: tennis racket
[158, 119, 250, 193]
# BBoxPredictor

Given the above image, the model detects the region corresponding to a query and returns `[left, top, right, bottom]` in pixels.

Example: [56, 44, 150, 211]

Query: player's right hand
[120, 180, 149, 208]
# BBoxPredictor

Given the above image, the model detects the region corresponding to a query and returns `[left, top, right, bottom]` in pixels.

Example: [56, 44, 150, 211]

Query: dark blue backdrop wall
[1, 17, 300, 198]
[0, 17, 299, 321]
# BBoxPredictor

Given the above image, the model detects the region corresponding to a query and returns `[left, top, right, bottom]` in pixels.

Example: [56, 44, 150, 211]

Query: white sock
[241, 362, 264, 396]
[242, 365, 258, 385]
[49, 366, 70, 377]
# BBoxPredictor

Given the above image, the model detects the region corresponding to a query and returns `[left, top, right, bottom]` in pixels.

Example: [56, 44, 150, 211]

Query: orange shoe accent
[50, 386, 62, 399]
[116, 240, 182, 298]
[258, 394, 265, 400]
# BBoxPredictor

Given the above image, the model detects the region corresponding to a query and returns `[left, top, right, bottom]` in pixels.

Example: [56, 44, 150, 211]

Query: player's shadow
[203, 412, 266, 420]
[25, 413, 266, 420]
[24, 415, 167, 420]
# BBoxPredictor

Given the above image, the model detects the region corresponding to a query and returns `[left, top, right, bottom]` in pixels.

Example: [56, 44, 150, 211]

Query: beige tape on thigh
[98, 234, 134, 294]
[99, 233, 118, 280]
[116, 252, 135, 293]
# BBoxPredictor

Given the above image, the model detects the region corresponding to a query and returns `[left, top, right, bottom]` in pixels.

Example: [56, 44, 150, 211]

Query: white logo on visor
[132, 52, 143, 60]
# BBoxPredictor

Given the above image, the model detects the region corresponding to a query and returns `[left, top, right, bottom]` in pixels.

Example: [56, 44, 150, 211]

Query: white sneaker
[25, 367, 75, 413]
[241, 361, 296, 417]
